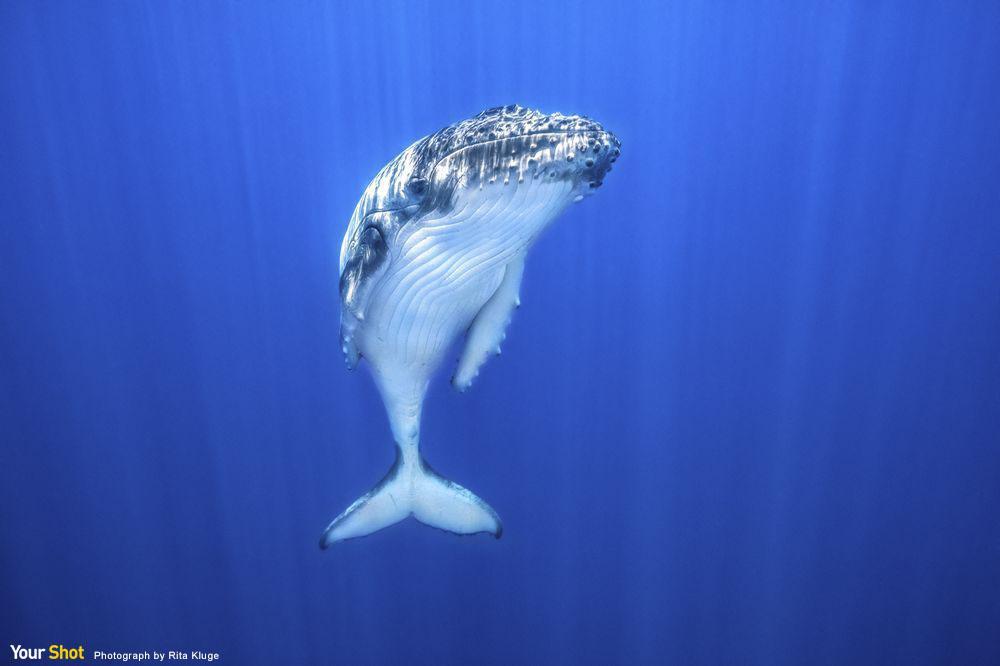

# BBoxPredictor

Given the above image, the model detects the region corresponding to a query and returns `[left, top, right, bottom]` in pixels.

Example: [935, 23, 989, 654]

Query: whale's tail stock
[319, 452, 502, 548]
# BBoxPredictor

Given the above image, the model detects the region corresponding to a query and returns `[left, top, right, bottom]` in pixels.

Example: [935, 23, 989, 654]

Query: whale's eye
[407, 177, 428, 197]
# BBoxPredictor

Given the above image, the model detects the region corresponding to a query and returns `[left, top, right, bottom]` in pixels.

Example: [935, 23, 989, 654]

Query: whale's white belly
[357, 178, 573, 371]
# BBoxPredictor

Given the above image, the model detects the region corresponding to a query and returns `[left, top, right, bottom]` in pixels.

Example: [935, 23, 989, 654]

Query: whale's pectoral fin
[340, 315, 361, 370]
[339, 222, 392, 370]
[320, 454, 502, 548]
[340, 225, 388, 321]
[452, 255, 526, 392]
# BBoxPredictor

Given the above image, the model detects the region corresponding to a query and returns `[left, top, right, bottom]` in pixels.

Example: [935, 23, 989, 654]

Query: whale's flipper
[320, 454, 502, 548]
[453, 255, 525, 392]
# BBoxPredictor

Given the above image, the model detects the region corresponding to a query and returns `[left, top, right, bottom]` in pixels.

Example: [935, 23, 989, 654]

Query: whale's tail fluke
[319, 452, 502, 548]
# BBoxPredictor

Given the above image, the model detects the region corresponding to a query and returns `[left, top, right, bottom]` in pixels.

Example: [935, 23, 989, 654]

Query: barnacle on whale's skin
[323, 105, 620, 548]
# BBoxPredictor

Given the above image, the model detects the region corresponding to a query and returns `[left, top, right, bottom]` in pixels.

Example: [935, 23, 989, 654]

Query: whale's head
[339, 105, 620, 321]
[413, 104, 621, 212]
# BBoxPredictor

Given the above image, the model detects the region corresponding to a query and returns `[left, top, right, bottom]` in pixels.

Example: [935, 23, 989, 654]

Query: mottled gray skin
[339, 104, 620, 363]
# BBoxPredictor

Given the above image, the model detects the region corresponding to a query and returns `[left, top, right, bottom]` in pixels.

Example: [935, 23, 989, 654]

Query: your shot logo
[10, 644, 85, 660]
[10, 646, 220, 662]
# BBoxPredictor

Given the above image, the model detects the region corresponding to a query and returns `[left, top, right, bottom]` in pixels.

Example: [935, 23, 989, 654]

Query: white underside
[360, 177, 573, 397]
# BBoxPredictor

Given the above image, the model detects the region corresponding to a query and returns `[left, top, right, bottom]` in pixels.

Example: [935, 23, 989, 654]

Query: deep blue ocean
[2, 2, 999, 664]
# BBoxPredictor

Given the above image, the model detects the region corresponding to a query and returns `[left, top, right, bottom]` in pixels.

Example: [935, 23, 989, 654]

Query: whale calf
[321, 105, 620, 547]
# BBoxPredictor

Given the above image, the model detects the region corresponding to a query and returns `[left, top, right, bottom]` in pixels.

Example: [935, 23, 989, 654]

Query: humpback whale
[321, 105, 620, 547]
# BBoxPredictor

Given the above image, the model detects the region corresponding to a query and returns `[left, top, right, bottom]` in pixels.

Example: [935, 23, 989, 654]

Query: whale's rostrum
[321, 105, 620, 547]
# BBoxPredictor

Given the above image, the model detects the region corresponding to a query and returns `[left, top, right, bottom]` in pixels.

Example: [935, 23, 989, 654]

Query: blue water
[2, 2, 999, 664]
